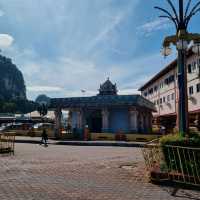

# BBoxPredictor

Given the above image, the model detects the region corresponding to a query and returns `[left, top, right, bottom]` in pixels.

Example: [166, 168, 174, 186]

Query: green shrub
[160, 133, 200, 147]
[160, 133, 200, 177]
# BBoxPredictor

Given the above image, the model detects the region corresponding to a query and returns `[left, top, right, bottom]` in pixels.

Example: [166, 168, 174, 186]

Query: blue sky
[0, 0, 200, 100]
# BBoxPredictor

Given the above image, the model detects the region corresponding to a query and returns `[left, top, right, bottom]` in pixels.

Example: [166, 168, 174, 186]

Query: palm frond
[166, 0, 179, 20]
[154, 6, 179, 24]
[184, 0, 192, 20]
[187, 1, 200, 18]
[185, 7, 200, 28]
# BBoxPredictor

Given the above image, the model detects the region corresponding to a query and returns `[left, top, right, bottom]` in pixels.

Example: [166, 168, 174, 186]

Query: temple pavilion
[49, 79, 156, 139]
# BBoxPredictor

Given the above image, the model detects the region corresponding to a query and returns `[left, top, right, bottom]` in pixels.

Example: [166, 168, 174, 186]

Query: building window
[148, 88, 153, 95]
[167, 95, 170, 102]
[160, 98, 162, 104]
[163, 96, 165, 103]
[160, 82, 164, 88]
[169, 75, 175, 83]
[198, 60, 200, 77]
[164, 78, 169, 85]
[154, 85, 158, 92]
[144, 92, 147, 97]
[157, 99, 159, 105]
[188, 64, 192, 73]
[197, 83, 200, 93]
[189, 86, 194, 95]
[164, 75, 175, 85]
[192, 62, 197, 72]
[171, 93, 175, 100]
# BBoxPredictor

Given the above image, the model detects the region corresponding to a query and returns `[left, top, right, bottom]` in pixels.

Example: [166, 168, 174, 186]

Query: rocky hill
[0, 55, 26, 100]
[35, 94, 50, 105]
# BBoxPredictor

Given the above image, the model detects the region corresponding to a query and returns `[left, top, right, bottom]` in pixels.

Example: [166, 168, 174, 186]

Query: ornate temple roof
[98, 78, 117, 95]
[49, 94, 156, 111]
[49, 79, 156, 111]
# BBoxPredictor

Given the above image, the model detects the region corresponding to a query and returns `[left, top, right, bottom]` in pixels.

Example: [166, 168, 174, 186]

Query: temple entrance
[87, 110, 102, 133]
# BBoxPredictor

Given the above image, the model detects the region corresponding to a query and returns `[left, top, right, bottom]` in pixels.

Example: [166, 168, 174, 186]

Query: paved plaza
[0, 144, 200, 200]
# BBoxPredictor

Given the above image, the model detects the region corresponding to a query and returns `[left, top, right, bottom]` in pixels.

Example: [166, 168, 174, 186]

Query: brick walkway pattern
[0, 144, 200, 200]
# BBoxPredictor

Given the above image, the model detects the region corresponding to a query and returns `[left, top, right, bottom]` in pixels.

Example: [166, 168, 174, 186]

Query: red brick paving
[0, 144, 200, 200]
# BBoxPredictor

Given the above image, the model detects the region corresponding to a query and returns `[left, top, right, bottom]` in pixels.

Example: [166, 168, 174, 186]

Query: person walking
[41, 128, 48, 146]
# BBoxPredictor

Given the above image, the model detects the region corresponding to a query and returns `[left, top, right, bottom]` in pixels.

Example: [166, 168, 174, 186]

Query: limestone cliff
[0, 55, 26, 100]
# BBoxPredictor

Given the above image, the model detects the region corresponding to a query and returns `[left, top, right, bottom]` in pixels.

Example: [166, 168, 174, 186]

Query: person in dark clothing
[66, 123, 72, 133]
[41, 128, 48, 146]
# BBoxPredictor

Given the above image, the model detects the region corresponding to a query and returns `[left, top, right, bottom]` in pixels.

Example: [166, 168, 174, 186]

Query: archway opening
[87, 110, 102, 133]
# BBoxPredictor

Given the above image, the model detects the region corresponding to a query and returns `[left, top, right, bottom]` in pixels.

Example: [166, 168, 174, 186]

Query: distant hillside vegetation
[0, 54, 26, 100]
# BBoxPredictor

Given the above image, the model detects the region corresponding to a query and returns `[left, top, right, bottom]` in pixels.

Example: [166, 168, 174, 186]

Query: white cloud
[0, 0, 176, 100]
[87, 14, 125, 51]
[4, 41, 175, 100]
[61, 88, 141, 97]
[137, 18, 172, 36]
[63, 90, 97, 97]
[86, 1, 136, 53]
[0, 34, 14, 48]
[27, 86, 63, 92]
[119, 88, 141, 95]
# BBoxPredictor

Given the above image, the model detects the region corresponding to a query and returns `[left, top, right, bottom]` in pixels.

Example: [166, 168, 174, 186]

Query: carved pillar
[144, 112, 151, 133]
[148, 112, 153, 133]
[129, 107, 138, 132]
[139, 113, 144, 133]
[72, 109, 84, 140]
[54, 107, 62, 138]
[102, 108, 109, 132]
[77, 109, 83, 129]
[68, 110, 72, 125]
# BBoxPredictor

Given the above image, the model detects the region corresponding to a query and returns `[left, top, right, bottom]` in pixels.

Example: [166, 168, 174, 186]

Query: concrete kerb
[56, 141, 145, 147]
[14, 137, 145, 147]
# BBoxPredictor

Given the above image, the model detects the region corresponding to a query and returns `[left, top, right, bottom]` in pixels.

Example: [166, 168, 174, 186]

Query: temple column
[148, 112, 153, 133]
[139, 113, 144, 133]
[77, 109, 83, 129]
[102, 108, 109, 132]
[54, 107, 62, 138]
[129, 107, 138, 132]
[144, 112, 151, 133]
[140, 112, 152, 133]
[68, 110, 72, 125]
[73, 109, 84, 139]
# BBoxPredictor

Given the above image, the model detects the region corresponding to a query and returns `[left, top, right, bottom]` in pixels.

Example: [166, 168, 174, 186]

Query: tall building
[139, 51, 200, 130]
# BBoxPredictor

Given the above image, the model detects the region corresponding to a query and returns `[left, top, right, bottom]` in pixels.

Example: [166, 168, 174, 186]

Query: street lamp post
[155, 0, 200, 137]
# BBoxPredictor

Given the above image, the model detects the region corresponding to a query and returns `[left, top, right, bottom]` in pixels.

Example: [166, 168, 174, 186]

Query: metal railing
[164, 145, 200, 186]
[142, 139, 200, 186]
[0, 133, 15, 155]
